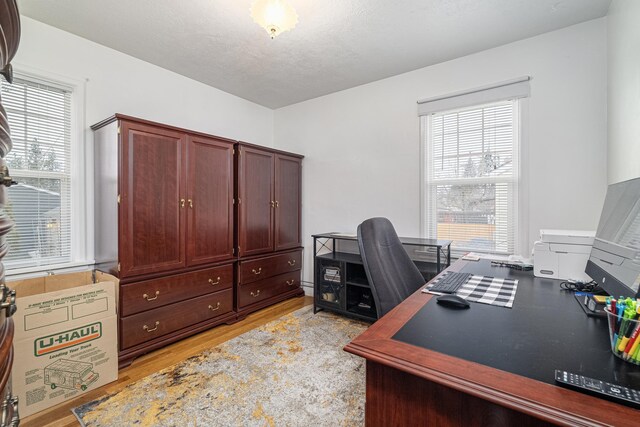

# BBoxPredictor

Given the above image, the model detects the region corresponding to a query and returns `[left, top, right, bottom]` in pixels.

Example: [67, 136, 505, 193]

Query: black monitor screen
[586, 177, 640, 298]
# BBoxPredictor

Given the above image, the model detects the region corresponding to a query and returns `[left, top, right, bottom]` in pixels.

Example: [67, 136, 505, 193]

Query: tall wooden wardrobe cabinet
[92, 115, 303, 367]
[236, 144, 303, 318]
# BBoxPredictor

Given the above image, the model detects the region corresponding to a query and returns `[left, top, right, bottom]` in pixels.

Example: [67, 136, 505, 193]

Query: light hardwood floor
[21, 296, 313, 427]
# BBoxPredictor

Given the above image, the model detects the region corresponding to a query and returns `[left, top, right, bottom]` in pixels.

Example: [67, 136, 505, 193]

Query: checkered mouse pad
[424, 272, 519, 308]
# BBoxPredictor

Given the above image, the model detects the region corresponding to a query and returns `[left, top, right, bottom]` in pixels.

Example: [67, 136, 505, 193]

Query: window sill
[5, 260, 96, 281]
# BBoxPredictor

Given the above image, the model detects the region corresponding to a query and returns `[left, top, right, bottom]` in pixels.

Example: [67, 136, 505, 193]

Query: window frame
[420, 97, 529, 257]
[3, 66, 91, 277]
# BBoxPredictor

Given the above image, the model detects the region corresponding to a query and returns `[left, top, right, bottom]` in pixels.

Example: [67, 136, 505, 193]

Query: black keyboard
[429, 272, 473, 294]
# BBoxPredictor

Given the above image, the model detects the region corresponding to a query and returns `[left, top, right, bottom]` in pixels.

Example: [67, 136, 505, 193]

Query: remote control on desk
[555, 370, 640, 408]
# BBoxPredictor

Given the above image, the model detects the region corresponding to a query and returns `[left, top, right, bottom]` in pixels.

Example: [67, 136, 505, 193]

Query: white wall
[11, 17, 274, 270]
[274, 18, 608, 288]
[14, 17, 274, 146]
[607, 0, 640, 184]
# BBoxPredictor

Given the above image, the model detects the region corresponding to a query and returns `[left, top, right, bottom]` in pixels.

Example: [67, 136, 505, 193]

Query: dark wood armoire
[92, 115, 303, 367]
[236, 143, 303, 318]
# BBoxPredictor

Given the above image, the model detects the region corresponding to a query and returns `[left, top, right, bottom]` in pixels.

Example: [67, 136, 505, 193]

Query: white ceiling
[19, 0, 611, 109]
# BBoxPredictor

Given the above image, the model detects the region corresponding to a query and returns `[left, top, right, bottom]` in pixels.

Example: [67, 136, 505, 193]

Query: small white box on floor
[533, 229, 595, 282]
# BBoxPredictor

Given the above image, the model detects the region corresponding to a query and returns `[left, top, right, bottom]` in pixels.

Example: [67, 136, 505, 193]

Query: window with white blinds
[0, 76, 73, 269]
[422, 100, 520, 254]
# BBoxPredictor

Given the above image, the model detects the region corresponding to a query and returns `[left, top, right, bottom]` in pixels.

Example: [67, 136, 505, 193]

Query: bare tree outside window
[424, 101, 518, 254]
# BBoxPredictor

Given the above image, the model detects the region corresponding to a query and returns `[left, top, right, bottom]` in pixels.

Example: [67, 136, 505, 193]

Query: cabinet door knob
[275, 201, 279, 208]
[288, 259, 296, 266]
[251, 268, 262, 275]
[209, 277, 221, 285]
[188, 199, 193, 208]
[180, 198, 185, 208]
[270, 201, 275, 208]
[250, 290, 261, 297]
[208, 302, 221, 311]
[286, 280, 296, 286]
[143, 321, 160, 332]
[143, 291, 160, 301]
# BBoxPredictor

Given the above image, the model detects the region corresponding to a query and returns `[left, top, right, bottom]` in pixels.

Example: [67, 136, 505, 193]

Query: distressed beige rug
[72, 306, 369, 426]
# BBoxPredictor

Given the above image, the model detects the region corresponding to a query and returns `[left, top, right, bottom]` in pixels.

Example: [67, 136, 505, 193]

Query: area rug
[72, 306, 369, 426]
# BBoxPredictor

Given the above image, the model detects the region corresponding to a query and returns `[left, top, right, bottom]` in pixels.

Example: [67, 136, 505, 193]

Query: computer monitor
[585, 177, 640, 298]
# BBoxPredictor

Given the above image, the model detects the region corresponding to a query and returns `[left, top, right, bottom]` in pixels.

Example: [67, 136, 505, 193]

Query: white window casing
[419, 78, 529, 255]
[1, 70, 90, 275]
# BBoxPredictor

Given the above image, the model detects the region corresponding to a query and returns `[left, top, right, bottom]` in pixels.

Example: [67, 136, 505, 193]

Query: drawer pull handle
[1, 394, 19, 427]
[208, 302, 221, 311]
[209, 277, 221, 285]
[9, 395, 19, 427]
[0, 285, 17, 318]
[286, 280, 296, 286]
[143, 321, 160, 332]
[252, 268, 262, 275]
[143, 291, 160, 301]
[288, 259, 296, 266]
[250, 290, 261, 297]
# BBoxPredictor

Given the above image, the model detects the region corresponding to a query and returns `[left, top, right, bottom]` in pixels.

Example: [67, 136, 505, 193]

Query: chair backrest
[357, 217, 426, 318]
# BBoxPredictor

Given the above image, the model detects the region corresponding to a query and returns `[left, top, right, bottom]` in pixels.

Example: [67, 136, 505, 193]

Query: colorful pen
[622, 323, 640, 358]
[618, 301, 638, 350]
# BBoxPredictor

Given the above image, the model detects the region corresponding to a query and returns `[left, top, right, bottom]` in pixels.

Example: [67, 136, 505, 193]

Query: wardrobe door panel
[238, 147, 274, 257]
[120, 121, 186, 277]
[187, 135, 234, 266]
[275, 154, 302, 251]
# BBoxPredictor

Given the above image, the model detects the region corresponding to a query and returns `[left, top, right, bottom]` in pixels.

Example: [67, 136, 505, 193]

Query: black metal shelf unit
[313, 233, 452, 322]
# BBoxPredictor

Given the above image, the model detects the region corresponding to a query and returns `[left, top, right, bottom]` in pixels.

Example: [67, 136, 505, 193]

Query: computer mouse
[436, 294, 470, 309]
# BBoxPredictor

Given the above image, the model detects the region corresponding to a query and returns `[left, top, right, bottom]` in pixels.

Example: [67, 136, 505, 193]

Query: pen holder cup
[605, 308, 640, 364]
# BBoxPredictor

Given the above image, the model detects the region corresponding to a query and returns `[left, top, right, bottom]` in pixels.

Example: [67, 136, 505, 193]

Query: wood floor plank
[21, 296, 312, 427]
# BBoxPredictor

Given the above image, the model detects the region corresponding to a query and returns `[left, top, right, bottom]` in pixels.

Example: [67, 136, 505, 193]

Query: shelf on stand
[346, 306, 377, 320]
[316, 251, 363, 264]
[346, 281, 370, 288]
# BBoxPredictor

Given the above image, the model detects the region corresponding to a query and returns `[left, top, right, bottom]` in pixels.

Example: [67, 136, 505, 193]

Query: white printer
[533, 229, 595, 282]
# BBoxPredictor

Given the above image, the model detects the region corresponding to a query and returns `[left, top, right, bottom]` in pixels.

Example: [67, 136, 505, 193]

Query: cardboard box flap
[10, 277, 46, 298]
[13, 282, 116, 340]
[44, 271, 92, 293]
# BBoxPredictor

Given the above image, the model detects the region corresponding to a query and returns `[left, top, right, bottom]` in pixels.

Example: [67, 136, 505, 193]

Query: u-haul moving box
[10, 271, 118, 418]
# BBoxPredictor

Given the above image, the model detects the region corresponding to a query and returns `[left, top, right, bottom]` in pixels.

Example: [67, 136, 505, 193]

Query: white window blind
[0, 76, 72, 269]
[422, 100, 520, 254]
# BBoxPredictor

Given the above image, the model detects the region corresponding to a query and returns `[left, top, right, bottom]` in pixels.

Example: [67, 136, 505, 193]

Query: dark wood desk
[344, 259, 640, 426]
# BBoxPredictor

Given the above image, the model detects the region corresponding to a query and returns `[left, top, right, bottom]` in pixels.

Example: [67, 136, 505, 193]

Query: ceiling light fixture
[250, 0, 298, 39]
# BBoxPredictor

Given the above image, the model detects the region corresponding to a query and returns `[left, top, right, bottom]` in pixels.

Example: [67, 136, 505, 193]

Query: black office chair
[357, 217, 426, 318]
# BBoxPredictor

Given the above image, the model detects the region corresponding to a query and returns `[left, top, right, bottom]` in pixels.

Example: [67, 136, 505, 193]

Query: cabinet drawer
[120, 288, 233, 350]
[120, 264, 233, 316]
[239, 250, 301, 284]
[238, 270, 301, 308]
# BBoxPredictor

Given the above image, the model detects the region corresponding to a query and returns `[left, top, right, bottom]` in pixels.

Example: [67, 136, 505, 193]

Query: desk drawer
[239, 250, 301, 284]
[238, 270, 300, 308]
[120, 264, 233, 316]
[120, 288, 233, 349]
